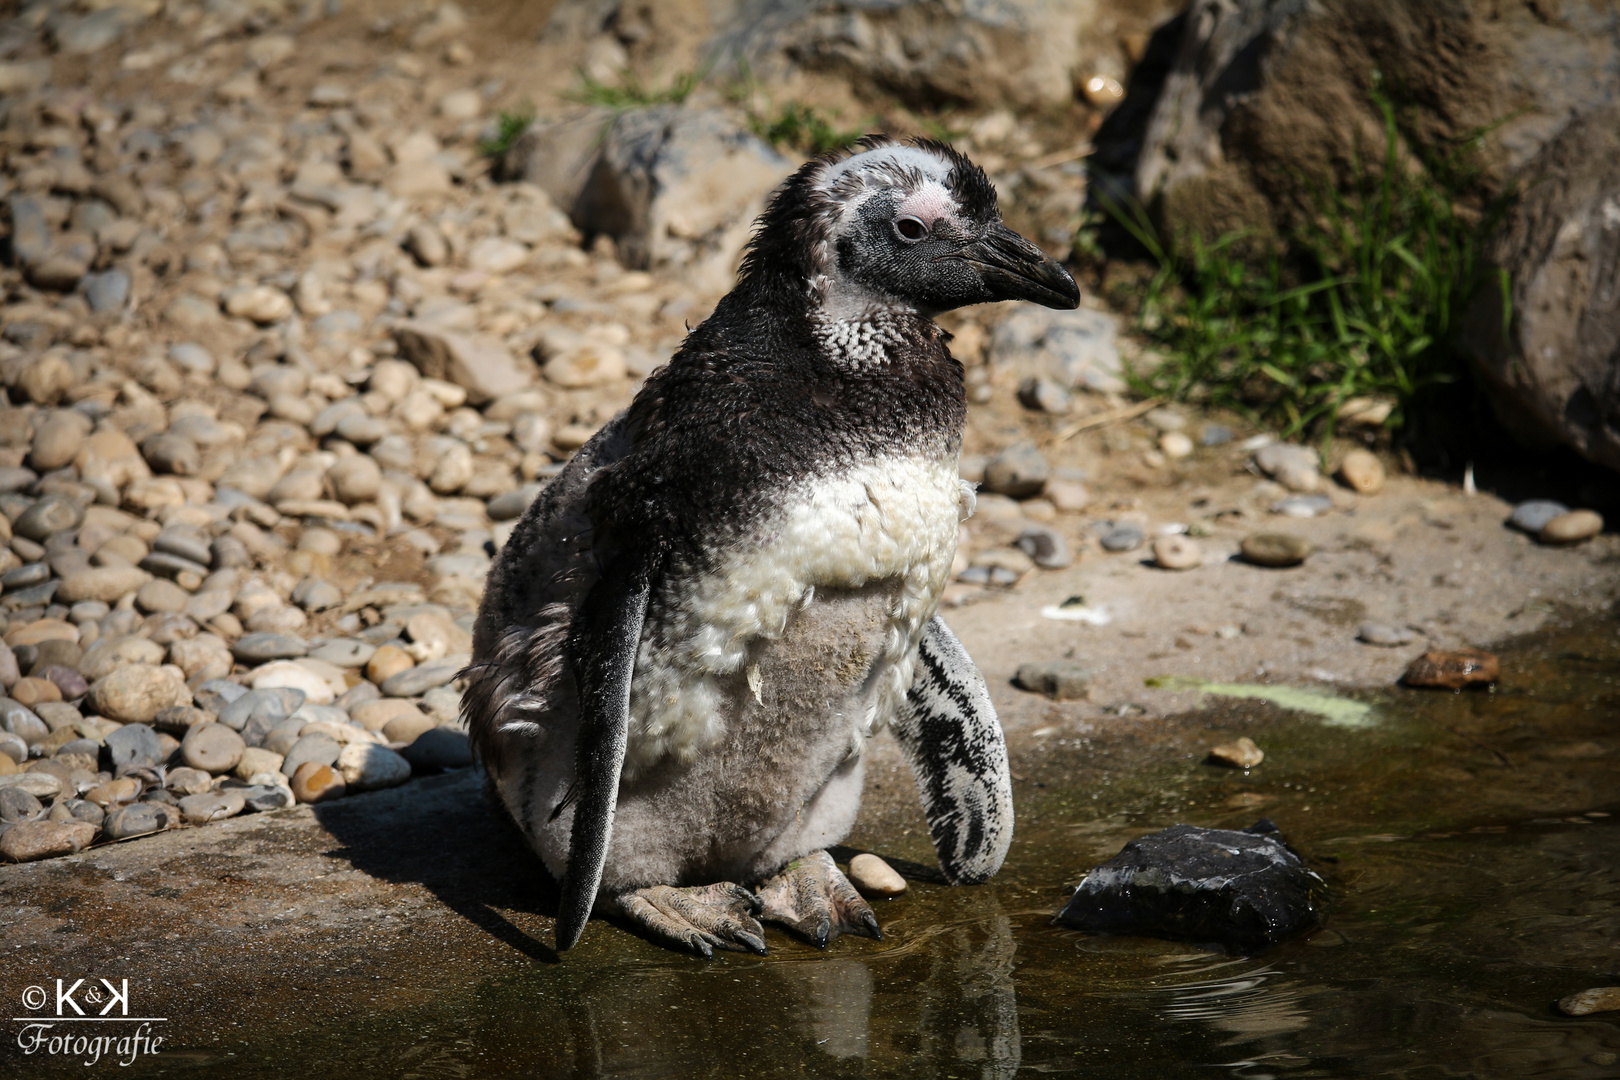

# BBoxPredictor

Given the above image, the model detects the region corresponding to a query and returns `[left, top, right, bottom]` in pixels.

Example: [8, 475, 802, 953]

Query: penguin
[462, 136, 1080, 957]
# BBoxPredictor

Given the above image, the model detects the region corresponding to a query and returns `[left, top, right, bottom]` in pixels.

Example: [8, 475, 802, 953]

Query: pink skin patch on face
[897, 182, 955, 230]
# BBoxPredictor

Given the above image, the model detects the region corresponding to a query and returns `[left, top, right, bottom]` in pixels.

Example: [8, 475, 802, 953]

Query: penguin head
[743, 137, 1080, 319]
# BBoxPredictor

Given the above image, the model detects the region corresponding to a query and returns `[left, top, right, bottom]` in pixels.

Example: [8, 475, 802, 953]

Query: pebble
[164, 766, 214, 796]
[336, 742, 413, 791]
[353, 698, 428, 733]
[1357, 622, 1415, 647]
[1010, 525, 1069, 569]
[1017, 376, 1071, 414]
[1556, 987, 1620, 1016]
[1208, 737, 1264, 769]
[0, 772, 63, 799]
[366, 644, 415, 685]
[1200, 424, 1233, 447]
[235, 747, 286, 780]
[0, 786, 43, 821]
[57, 565, 149, 604]
[1158, 431, 1194, 459]
[1508, 499, 1569, 533]
[178, 790, 246, 824]
[14, 494, 86, 542]
[135, 578, 189, 614]
[290, 761, 346, 803]
[1403, 649, 1499, 690]
[380, 657, 466, 697]
[241, 784, 295, 812]
[0, 820, 97, 861]
[1240, 533, 1312, 568]
[1337, 449, 1385, 494]
[219, 687, 305, 731]
[1099, 522, 1144, 553]
[87, 665, 188, 724]
[182, 723, 246, 774]
[982, 444, 1050, 499]
[11, 677, 61, 707]
[281, 732, 340, 777]
[1013, 661, 1092, 701]
[1151, 535, 1202, 570]
[233, 632, 309, 663]
[1253, 443, 1321, 492]
[848, 853, 907, 898]
[1272, 494, 1332, 518]
[104, 723, 164, 769]
[103, 802, 170, 840]
[1539, 509, 1602, 545]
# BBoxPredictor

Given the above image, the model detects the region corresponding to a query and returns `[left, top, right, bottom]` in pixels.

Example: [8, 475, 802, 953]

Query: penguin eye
[894, 216, 929, 241]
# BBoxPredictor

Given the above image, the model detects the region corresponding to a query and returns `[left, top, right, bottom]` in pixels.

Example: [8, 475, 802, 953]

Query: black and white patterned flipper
[892, 615, 1013, 885]
[555, 553, 654, 951]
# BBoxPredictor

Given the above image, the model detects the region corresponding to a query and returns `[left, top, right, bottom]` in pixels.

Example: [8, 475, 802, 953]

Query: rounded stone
[982, 444, 1050, 499]
[1099, 522, 1145, 553]
[290, 761, 346, 803]
[1, 700, 50, 743]
[382, 710, 437, 745]
[365, 645, 414, 686]
[1540, 509, 1602, 545]
[1015, 525, 1071, 569]
[1240, 533, 1313, 568]
[400, 727, 472, 771]
[1152, 535, 1202, 570]
[232, 632, 309, 663]
[848, 853, 907, 898]
[10, 676, 61, 707]
[352, 698, 428, 733]
[135, 578, 190, 614]
[178, 789, 246, 824]
[1509, 499, 1569, 533]
[1357, 622, 1415, 647]
[141, 432, 201, 476]
[1337, 449, 1385, 494]
[102, 802, 170, 840]
[0, 785, 43, 822]
[0, 820, 97, 862]
[234, 746, 286, 780]
[281, 732, 340, 777]
[181, 723, 245, 774]
[1208, 737, 1264, 769]
[327, 455, 382, 504]
[1556, 987, 1620, 1017]
[380, 658, 466, 698]
[164, 765, 214, 796]
[87, 665, 188, 724]
[1013, 661, 1092, 701]
[104, 723, 164, 769]
[1159, 431, 1194, 459]
[1403, 649, 1499, 690]
[336, 742, 412, 791]
[14, 494, 86, 542]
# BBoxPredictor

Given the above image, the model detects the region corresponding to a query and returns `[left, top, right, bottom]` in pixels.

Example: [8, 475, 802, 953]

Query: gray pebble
[1508, 499, 1570, 533]
[291, 577, 343, 612]
[103, 802, 170, 840]
[0, 786, 44, 822]
[1016, 525, 1072, 569]
[260, 717, 309, 756]
[219, 687, 306, 731]
[231, 632, 309, 663]
[2, 562, 51, 588]
[83, 269, 130, 313]
[1014, 661, 1093, 701]
[240, 784, 294, 812]
[1, 699, 50, 743]
[280, 732, 340, 777]
[380, 657, 467, 697]
[1099, 522, 1145, 552]
[181, 723, 245, 774]
[309, 638, 375, 668]
[140, 552, 210, 580]
[1200, 424, 1233, 447]
[178, 790, 246, 824]
[982, 443, 1050, 499]
[194, 679, 249, 715]
[152, 531, 214, 567]
[104, 723, 164, 770]
[486, 483, 545, 521]
[0, 730, 26, 763]
[14, 494, 85, 542]
[1273, 494, 1333, 518]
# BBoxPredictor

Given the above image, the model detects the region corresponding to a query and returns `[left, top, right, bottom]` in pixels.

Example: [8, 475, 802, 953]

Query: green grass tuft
[570, 69, 704, 110]
[479, 101, 536, 159]
[1104, 80, 1512, 445]
[749, 101, 866, 156]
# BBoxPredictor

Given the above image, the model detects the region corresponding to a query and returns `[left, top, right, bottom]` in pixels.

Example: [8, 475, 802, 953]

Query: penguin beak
[952, 222, 1080, 309]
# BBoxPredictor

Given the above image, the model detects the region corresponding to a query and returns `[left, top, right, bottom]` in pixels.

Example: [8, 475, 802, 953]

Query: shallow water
[94, 615, 1620, 1077]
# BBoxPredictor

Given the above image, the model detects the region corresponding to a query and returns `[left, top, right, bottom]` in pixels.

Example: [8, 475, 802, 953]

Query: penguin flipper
[555, 553, 654, 951]
[893, 615, 1014, 885]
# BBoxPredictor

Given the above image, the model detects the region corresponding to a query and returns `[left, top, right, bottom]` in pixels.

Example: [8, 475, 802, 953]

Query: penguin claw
[756, 850, 883, 948]
[613, 883, 769, 958]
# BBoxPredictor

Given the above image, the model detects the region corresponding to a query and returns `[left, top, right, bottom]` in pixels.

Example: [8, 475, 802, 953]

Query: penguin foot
[756, 849, 882, 948]
[613, 882, 769, 959]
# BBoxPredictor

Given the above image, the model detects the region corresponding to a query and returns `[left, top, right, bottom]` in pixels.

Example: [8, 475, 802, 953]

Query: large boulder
[1459, 105, 1620, 472]
[508, 106, 792, 292]
[1116, 0, 1620, 244]
[534, 0, 1090, 111]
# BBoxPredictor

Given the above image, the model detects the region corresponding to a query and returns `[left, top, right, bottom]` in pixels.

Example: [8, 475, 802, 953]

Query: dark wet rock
[14, 494, 85, 542]
[1057, 822, 1326, 954]
[1099, 522, 1144, 553]
[1507, 500, 1569, 533]
[1402, 649, 1499, 690]
[982, 443, 1050, 499]
[1208, 737, 1264, 769]
[104, 723, 164, 770]
[1240, 533, 1312, 568]
[102, 802, 170, 840]
[1013, 661, 1092, 701]
[219, 687, 305, 731]
[401, 727, 473, 772]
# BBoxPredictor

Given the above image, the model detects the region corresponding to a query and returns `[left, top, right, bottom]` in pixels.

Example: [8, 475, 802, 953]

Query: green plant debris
[749, 101, 866, 156]
[1101, 76, 1512, 445]
[1146, 676, 1376, 728]
[569, 68, 704, 110]
[478, 101, 536, 158]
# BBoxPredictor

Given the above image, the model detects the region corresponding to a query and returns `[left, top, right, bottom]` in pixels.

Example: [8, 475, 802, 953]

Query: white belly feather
[623, 453, 971, 778]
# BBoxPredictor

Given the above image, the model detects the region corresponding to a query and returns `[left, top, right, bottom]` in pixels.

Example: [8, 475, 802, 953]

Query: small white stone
[848, 853, 907, 898]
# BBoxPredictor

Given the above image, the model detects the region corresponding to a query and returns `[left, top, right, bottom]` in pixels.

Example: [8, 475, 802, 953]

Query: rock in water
[1556, 987, 1620, 1016]
[848, 853, 907, 898]
[1056, 822, 1326, 954]
[1208, 737, 1264, 769]
[1403, 649, 1499, 689]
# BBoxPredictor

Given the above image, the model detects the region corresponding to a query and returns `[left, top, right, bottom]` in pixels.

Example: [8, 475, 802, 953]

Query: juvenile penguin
[463, 136, 1080, 956]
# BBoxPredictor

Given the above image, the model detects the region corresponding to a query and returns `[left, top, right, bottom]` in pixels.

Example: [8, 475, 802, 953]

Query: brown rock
[57, 566, 150, 604]
[1151, 535, 1203, 570]
[1240, 533, 1313, 568]
[0, 820, 97, 862]
[1402, 649, 1500, 690]
[365, 644, 414, 685]
[290, 761, 346, 804]
[1556, 987, 1620, 1016]
[351, 698, 427, 733]
[394, 322, 532, 406]
[382, 711, 438, 745]
[1539, 509, 1603, 545]
[1337, 449, 1385, 494]
[10, 677, 62, 707]
[1209, 737, 1265, 769]
[86, 664, 190, 723]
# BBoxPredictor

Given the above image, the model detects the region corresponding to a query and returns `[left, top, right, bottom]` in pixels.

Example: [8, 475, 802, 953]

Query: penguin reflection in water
[463, 137, 1079, 956]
